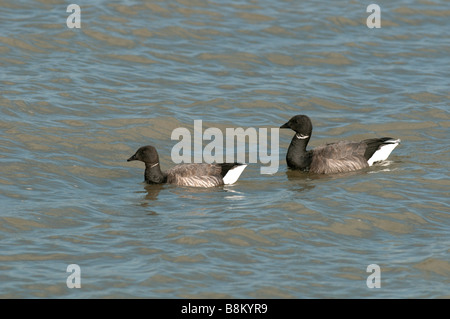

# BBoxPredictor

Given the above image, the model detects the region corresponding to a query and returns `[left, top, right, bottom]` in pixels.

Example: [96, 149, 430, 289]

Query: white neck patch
[296, 133, 309, 140]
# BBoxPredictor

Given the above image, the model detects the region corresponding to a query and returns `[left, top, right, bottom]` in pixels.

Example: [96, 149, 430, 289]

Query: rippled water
[0, 0, 449, 298]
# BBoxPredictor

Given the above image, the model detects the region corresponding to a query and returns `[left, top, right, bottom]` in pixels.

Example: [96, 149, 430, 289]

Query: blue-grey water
[0, 0, 449, 298]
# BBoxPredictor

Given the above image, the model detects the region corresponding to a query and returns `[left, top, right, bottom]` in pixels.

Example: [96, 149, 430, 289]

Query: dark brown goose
[280, 115, 400, 174]
[127, 145, 247, 187]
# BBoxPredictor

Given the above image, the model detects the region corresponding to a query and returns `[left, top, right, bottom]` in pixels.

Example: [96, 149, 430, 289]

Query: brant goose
[127, 145, 247, 187]
[280, 115, 400, 174]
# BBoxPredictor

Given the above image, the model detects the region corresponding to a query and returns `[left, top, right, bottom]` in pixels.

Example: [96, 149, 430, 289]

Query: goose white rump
[367, 138, 401, 166]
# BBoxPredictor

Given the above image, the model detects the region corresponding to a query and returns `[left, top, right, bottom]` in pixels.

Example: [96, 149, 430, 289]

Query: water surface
[0, 0, 449, 298]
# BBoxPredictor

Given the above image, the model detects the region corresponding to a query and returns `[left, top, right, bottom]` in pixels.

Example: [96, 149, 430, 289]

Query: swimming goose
[280, 115, 400, 174]
[127, 145, 247, 187]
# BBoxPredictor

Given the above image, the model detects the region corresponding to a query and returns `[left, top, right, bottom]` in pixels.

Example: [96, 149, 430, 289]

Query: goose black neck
[286, 134, 312, 170]
[144, 163, 167, 184]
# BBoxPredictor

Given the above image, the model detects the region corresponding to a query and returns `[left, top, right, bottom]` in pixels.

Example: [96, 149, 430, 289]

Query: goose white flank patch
[222, 164, 248, 185]
[366, 139, 401, 166]
[280, 115, 400, 174]
[127, 145, 247, 187]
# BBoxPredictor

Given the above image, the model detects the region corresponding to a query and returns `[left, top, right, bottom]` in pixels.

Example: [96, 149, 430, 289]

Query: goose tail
[222, 164, 248, 185]
[367, 138, 401, 166]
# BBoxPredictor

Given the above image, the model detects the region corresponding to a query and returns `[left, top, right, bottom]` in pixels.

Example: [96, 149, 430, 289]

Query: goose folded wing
[310, 141, 368, 174]
[166, 164, 223, 187]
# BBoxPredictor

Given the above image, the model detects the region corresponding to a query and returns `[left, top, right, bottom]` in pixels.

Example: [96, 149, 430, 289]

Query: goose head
[280, 115, 313, 140]
[127, 145, 160, 165]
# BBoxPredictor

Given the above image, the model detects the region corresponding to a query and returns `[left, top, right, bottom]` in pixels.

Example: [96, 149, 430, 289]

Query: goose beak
[127, 154, 137, 162]
[280, 122, 290, 129]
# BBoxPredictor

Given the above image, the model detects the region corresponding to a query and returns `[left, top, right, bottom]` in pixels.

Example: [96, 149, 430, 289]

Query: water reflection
[223, 187, 247, 201]
[140, 182, 245, 201]
[134, 183, 165, 206]
[285, 166, 377, 181]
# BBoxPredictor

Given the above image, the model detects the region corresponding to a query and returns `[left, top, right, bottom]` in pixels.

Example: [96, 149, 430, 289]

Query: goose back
[309, 141, 369, 174]
[166, 163, 224, 187]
